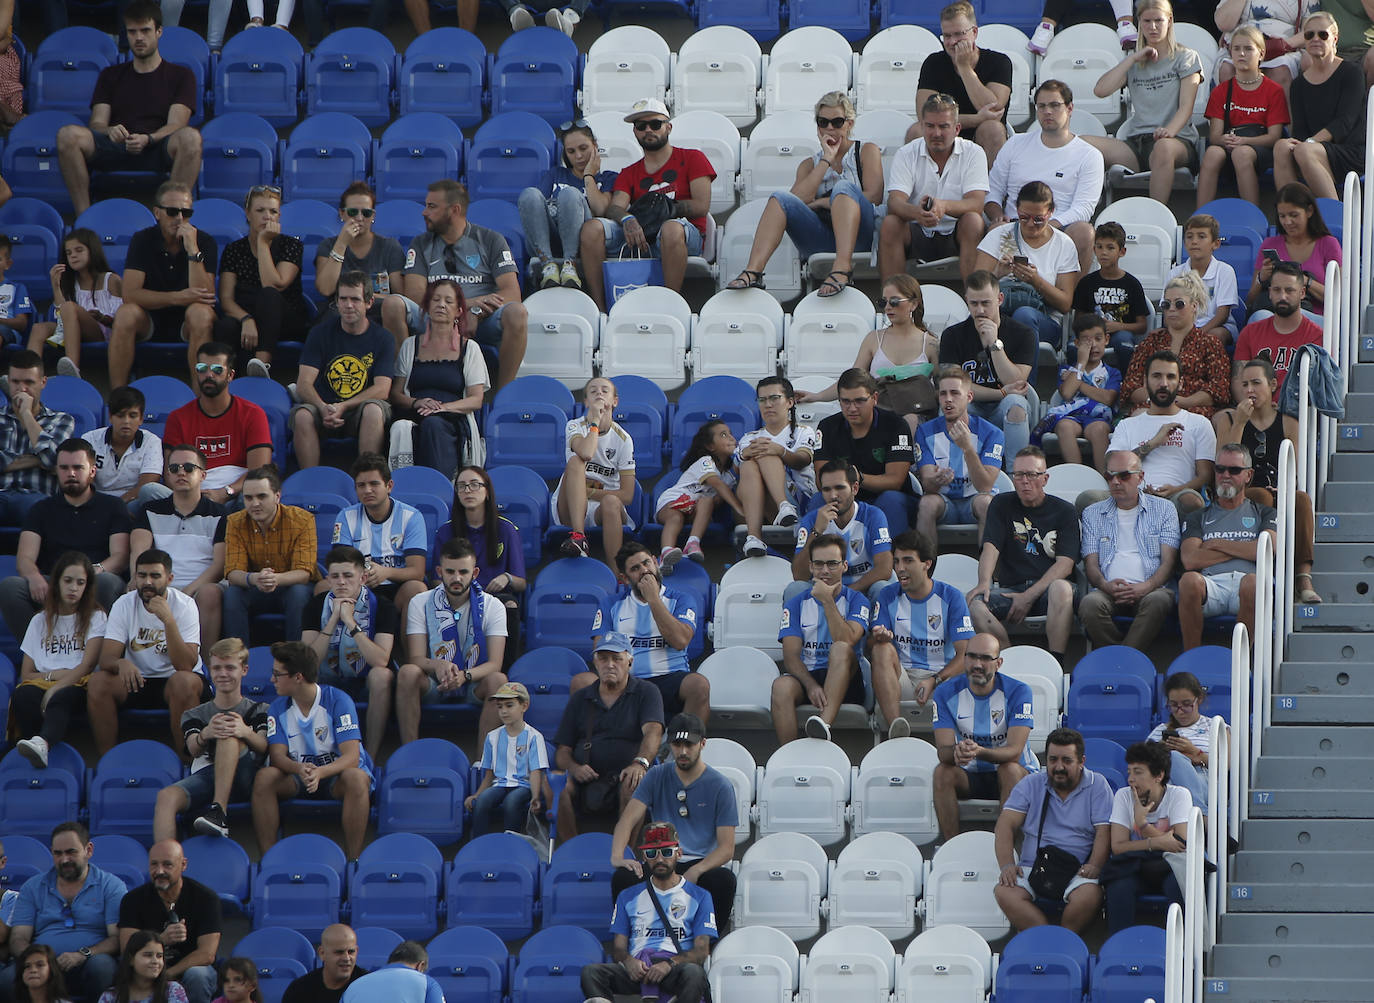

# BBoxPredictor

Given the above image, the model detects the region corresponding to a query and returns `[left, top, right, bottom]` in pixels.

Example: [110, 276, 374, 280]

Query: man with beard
[789, 461, 893, 603]
[580, 822, 716, 1003]
[914, 366, 1005, 542]
[1179, 443, 1276, 649]
[396, 537, 508, 747]
[0, 350, 76, 521]
[931, 632, 1038, 839]
[116, 841, 220, 1003]
[282, 924, 369, 1003]
[1234, 262, 1324, 392]
[0, 438, 129, 641]
[609, 714, 737, 929]
[161, 342, 273, 507]
[1108, 350, 1216, 515]
[4, 823, 126, 1002]
[222, 465, 319, 643]
[90, 548, 206, 757]
[994, 727, 1113, 933]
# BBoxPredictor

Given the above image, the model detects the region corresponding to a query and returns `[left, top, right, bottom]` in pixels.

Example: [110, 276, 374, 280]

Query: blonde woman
[1121, 271, 1232, 419]
[727, 91, 884, 297]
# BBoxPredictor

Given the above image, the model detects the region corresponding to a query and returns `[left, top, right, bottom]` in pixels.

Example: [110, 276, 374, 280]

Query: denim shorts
[173, 754, 260, 811]
[597, 218, 704, 258]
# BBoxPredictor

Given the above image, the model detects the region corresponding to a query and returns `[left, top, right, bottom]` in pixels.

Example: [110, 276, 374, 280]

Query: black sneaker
[193, 803, 229, 838]
[561, 532, 590, 558]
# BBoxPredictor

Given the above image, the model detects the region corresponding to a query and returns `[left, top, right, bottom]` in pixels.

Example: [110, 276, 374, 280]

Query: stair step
[1231, 851, 1374, 883]
[1245, 786, 1374, 816]
[1314, 513, 1374, 543]
[1269, 693, 1374, 723]
[1219, 912, 1374, 944]
[1239, 819, 1374, 851]
[1225, 882, 1374, 910]
[1302, 571, 1374, 604]
[1320, 482, 1374, 511]
[1349, 363, 1374, 393]
[1328, 451, 1374, 481]
[1255, 725, 1374, 756]
[1284, 631, 1374, 662]
[1292, 602, 1374, 632]
[1253, 757, 1374, 789]
[1204, 976, 1374, 1001]
[1279, 664, 1374, 697]
[1210, 944, 1372, 978]
[1342, 392, 1374, 422]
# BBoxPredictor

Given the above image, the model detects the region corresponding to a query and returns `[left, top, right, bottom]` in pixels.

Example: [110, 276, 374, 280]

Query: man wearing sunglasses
[315, 182, 415, 348]
[578, 98, 716, 312]
[109, 181, 219, 391]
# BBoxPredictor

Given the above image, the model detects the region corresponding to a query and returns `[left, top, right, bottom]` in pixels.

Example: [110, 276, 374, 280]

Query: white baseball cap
[624, 97, 671, 122]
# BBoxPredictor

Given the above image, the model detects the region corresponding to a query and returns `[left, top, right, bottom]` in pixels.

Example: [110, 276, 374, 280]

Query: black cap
[667, 712, 705, 744]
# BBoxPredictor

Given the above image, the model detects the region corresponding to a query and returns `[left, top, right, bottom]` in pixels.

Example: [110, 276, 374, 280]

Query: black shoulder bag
[1027, 784, 1082, 900]
[572, 696, 619, 817]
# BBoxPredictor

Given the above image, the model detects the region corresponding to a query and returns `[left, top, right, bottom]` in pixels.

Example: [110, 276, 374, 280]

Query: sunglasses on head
[1216, 464, 1250, 475]
[1305, 28, 1331, 38]
[815, 115, 849, 129]
[158, 205, 193, 218]
[343, 207, 375, 219]
[558, 117, 591, 132]
[249, 184, 282, 198]
[194, 362, 227, 375]
[634, 118, 668, 132]
[641, 846, 678, 859]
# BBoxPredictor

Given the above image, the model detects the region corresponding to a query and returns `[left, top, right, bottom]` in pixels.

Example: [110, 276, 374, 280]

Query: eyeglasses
[641, 846, 678, 859]
[167, 463, 202, 474]
[343, 207, 375, 219]
[1216, 464, 1251, 475]
[194, 362, 227, 375]
[158, 205, 194, 218]
[249, 184, 282, 198]
[270, 670, 294, 679]
[1105, 469, 1140, 481]
[940, 27, 974, 40]
[877, 296, 911, 308]
[1011, 470, 1047, 480]
[838, 395, 871, 408]
[756, 393, 787, 405]
[811, 559, 845, 570]
[1167, 699, 1198, 711]
[60, 903, 75, 929]
[1160, 298, 1189, 311]
[634, 119, 668, 132]
[815, 115, 849, 129]
[966, 652, 999, 663]
[1035, 101, 1066, 111]
[1017, 213, 1049, 225]
[455, 481, 485, 492]
[1304, 28, 1331, 39]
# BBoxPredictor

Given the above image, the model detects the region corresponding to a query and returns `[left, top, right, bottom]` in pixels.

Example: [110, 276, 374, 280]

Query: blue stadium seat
[995, 926, 1089, 1002]
[489, 28, 579, 126]
[30, 28, 117, 116]
[90, 834, 150, 889]
[2, 112, 82, 209]
[74, 200, 156, 275]
[510, 926, 605, 1003]
[252, 833, 347, 940]
[280, 490, 352, 566]
[669, 374, 760, 468]
[493, 375, 576, 420]
[157, 25, 212, 126]
[606, 375, 671, 477]
[183, 835, 252, 915]
[88, 741, 185, 843]
[280, 199, 342, 300]
[789, 0, 870, 39]
[372, 200, 425, 245]
[508, 645, 584, 738]
[305, 28, 396, 126]
[425, 926, 509, 1003]
[230, 376, 292, 462]
[1064, 645, 1159, 744]
[199, 113, 280, 202]
[695, 0, 782, 40]
[374, 113, 465, 203]
[128, 375, 196, 440]
[465, 112, 557, 204]
[215, 28, 304, 126]
[0, 834, 50, 895]
[395, 491, 448, 547]
[349, 832, 444, 940]
[525, 557, 618, 657]
[232, 927, 317, 1003]
[281, 113, 373, 203]
[398, 28, 487, 127]
[189, 197, 249, 254]
[377, 737, 470, 845]
[391, 464, 455, 500]
[547, 479, 647, 564]
[465, 198, 529, 276]
[446, 832, 543, 939]
[1215, 225, 1264, 296]
[1316, 197, 1343, 242]
[244, 646, 276, 700]
[1084, 737, 1129, 791]
[44, 375, 107, 427]
[488, 464, 550, 568]
[0, 197, 64, 296]
[973, 0, 1042, 31]
[1159, 646, 1232, 723]
[487, 404, 571, 478]
[0, 743, 85, 839]
[284, 466, 356, 499]
[1092, 925, 1167, 1003]
[1196, 198, 1269, 236]
[354, 926, 403, 971]
[541, 833, 626, 939]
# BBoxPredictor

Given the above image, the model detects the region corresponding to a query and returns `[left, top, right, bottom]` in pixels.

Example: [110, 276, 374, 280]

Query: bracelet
[329, 251, 346, 262]
[621, 213, 636, 223]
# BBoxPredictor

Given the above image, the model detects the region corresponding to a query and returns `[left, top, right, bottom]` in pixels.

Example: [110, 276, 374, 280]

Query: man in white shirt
[986, 80, 1105, 271]
[878, 93, 989, 280]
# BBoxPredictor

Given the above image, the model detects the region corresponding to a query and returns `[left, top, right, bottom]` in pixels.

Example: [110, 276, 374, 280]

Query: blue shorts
[421, 675, 484, 706]
[390, 294, 427, 335]
[597, 218, 704, 258]
[937, 494, 983, 524]
[173, 755, 260, 811]
[472, 303, 513, 350]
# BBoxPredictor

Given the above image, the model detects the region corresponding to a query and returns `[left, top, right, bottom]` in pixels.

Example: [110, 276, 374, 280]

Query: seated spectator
[11, 553, 107, 769]
[315, 183, 413, 347]
[1179, 442, 1276, 647]
[737, 376, 816, 558]
[0, 351, 77, 524]
[338, 942, 443, 1003]
[396, 538, 509, 747]
[1321, 0, 1374, 86]
[116, 843, 219, 1003]
[252, 643, 375, 862]
[726, 91, 882, 297]
[464, 681, 550, 838]
[1147, 670, 1216, 811]
[1165, 215, 1240, 346]
[1274, 13, 1368, 198]
[994, 728, 1113, 934]
[161, 0, 234, 53]
[213, 185, 311, 380]
[331, 455, 429, 615]
[503, 0, 584, 34]
[1084, 0, 1204, 204]
[1213, 0, 1307, 93]
[879, 94, 989, 280]
[913, 366, 1005, 541]
[281, 925, 368, 1003]
[915, 3, 1015, 163]
[0, 437, 129, 643]
[56, 2, 201, 216]
[790, 461, 893, 602]
[1079, 450, 1180, 649]
[1071, 222, 1150, 370]
[1028, 0, 1138, 53]
[389, 279, 488, 477]
[580, 822, 714, 1003]
[152, 638, 268, 844]
[1235, 268, 1323, 391]
[653, 421, 743, 568]
[578, 99, 714, 313]
[11, 945, 68, 1003]
[773, 532, 871, 744]
[29, 230, 122, 380]
[302, 547, 398, 764]
[552, 376, 636, 564]
[1037, 316, 1120, 473]
[1121, 275, 1232, 419]
[932, 632, 1037, 839]
[518, 122, 618, 290]
[1247, 183, 1341, 325]
[1197, 27, 1290, 208]
[160, 344, 273, 507]
[214, 958, 259, 1003]
[108, 183, 218, 391]
[404, 0, 476, 33]
[575, 542, 708, 722]
[403, 180, 527, 389]
[291, 272, 393, 471]
[871, 530, 975, 739]
[222, 466, 319, 643]
[968, 446, 1080, 664]
[83, 387, 163, 509]
[0, 236, 32, 351]
[553, 632, 665, 841]
[6, 823, 126, 1002]
[1103, 741, 1190, 933]
[0, 0, 19, 129]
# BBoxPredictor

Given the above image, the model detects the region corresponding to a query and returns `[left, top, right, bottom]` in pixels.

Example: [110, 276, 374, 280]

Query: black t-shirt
[124, 225, 219, 332]
[281, 967, 369, 1003]
[117, 878, 222, 969]
[814, 408, 916, 501]
[982, 492, 1081, 585]
[91, 59, 198, 133]
[1072, 271, 1150, 327]
[300, 316, 397, 405]
[303, 592, 400, 639]
[938, 316, 1037, 390]
[915, 48, 1014, 121]
[23, 491, 134, 574]
[553, 677, 665, 778]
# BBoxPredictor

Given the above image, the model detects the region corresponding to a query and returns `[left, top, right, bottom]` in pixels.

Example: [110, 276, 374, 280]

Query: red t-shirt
[1204, 76, 1289, 131]
[1234, 315, 1323, 390]
[163, 395, 272, 486]
[613, 147, 717, 236]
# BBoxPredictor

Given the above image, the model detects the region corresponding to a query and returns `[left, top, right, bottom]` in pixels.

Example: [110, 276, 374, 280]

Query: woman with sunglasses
[213, 185, 311, 380]
[1146, 671, 1216, 811]
[1246, 183, 1341, 323]
[1120, 271, 1231, 418]
[314, 181, 412, 347]
[518, 121, 618, 291]
[1274, 11, 1367, 199]
[726, 91, 883, 297]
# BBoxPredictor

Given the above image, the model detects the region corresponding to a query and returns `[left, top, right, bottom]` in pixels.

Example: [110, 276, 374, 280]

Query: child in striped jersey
[465, 680, 551, 836]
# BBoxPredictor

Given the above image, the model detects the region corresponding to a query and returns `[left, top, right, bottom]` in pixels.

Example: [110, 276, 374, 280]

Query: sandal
[817, 269, 853, 297]
[726, 269, 766, 290]
[1296, 572, 1323, 604]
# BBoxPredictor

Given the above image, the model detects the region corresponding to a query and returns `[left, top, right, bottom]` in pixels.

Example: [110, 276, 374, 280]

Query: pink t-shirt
[1254, 234, 1342, 315]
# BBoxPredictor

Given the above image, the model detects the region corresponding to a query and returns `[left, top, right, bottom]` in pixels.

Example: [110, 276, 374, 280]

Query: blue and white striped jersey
[931, 673, 1039, 773]
[872, 579, 976, 678]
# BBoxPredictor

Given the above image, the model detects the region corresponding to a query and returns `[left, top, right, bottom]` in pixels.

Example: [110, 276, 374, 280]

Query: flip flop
[726, 269, 766, 290]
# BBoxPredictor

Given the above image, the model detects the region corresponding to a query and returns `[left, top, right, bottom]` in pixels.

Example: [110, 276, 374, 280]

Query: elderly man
[282, 924, 369, 1003]
[914, 2, 1015, 163]
[117, 841, 220, 1003]
[1079, 450, 1180, 649]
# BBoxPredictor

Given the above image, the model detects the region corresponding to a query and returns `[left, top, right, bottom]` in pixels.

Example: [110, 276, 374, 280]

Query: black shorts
[965, 769, 1002, 800]
[908, 226, 959, 262]
[90, 132, 175, 173]
[808, 664, 866, 707]
[983, 580, 1080, 620]
[1124, 132, 1200, 173]
[644, 670, 692, 716]
[123, 673, 212, 710]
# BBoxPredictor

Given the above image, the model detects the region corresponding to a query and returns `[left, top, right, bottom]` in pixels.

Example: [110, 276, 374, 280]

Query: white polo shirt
[886, 137, 990, 235]
[83, 426, 164, 498]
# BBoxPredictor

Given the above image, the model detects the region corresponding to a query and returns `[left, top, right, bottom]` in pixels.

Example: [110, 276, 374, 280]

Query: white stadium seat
[1026, 105, 1109, 139]
[935, 552, 980, 594]
[854, 108, 917, 178]
[1038, 24, 1125, 127]
[782, 286, 877, 381]
[849, 737, 940, 845]
[595, 286, 691, 390]
[920, 830, 1010, 940]
[1096, 196, 1182, 287]
[855, 26, 940, 115]
[698, 736, 758, 843]
[669, 109, 742, 214]
[826, 831, 924, 937]
[738, 111, 822, 204]
[792, 375, 841, 428]
[716, 197, 803, 301]
[516, 288, 599, 388]
[763, 27, 854, 118]
[698, 645, 779, 729]
[580, 26, 671, 118]
[976, 24, 1034, 128]
[583, 111, 641, 175]
[799, 925, 896, 1003]
[734, 831, 829, 938]
[757, 738, 852, 845]
[709, 556, 793, 658]
[921, 282, 971, 336]
[673, 25, 763, 127]
[1002, 644, 1066, 744]
[1046, 461, 1109, 507]
[707, 926, 799, 1003]
[895, 924, 992, 1003]
[691, 287, 784, 382]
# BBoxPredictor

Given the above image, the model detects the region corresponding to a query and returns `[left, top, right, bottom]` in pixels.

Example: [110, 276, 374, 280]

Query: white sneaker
[887, 716, 911, 740]
[660, 546, 683, 569]
[804, 715, 831, 741]
[56, 357, 80, 379]
[539, 259, 561, 289]
[545, 6, 580, 35]
[1028, 20, 1054, 54]
[17, 736, 48, 768]
[560, 259, 582, 288]
[510, 6, 534, 29]
[1116, 21, 1138, 48]
[743, 534, 766, 558]
[246, 358, 271, 379]
[772, 501, 798, 527]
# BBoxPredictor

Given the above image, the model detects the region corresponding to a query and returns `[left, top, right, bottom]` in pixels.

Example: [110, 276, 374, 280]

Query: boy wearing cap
[581, 821, 716, 1003]
[465, 681, 551, 837]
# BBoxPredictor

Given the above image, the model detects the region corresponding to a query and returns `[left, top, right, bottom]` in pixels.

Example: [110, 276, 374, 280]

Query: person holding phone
[1247, 181, 1341, 323]
[1147, 672, 1218, 811]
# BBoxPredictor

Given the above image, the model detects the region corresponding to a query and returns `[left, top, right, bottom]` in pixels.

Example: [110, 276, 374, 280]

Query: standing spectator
[737, 376, 817, 558]
[83, 388, 163, 509]
[1103, 741, 1190, 932]
[290, 272, 393, 471]
[116, 842, 220, 1003]
[790, 461, 893, 602]
[1039, 316, 1120, 473]
[338, 943, 442, 1003]
[1196, 27, 1291, 208]
[280, 925, 368, 1003]
[1070, 222, 1150, 370]
[222, 466, 319, 643]
[1147, 671, 1216, 811]
[0, 351, 76, 522]
[315, 183, 413, 347]
[552, 376, 636, 564]
[1235, 266, 1324, 390]
[56, 1, 201, 216]
[518, 122, 618, 290]
[915, 2, 1014, 163]
[993, 729, 1113, 934]
[331, 455, 429, 616]
[463, 681, 549, 838]
[1166, 214, 1241, 346]
[913, 367, 1005, 543]
[1121, 274, 1232, 420]
[1246, 184, 1341, 324]
[28, 230, 123, 380]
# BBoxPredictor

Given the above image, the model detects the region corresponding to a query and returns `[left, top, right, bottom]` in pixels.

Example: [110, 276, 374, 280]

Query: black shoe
[193, 803, 229, 838]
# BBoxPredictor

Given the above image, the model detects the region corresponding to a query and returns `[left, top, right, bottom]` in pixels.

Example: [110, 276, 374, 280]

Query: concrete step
[1304, 571, 1374, 604]
[1231, 851, 1374, 884]
[1292, 603, 1374, 632]
[1361, 330, 1374, 363]
[1254, 725, 1374, 756]
[1279, 663, 1374, 696]
[1241, 819, 1374, 851]
[1328, 451, 1374, 481]
[1285, 631, 1374, 662]
[1310, 542, 1374, 571]
[1314, 513, 1374, 543]
[1343, 392, 1374, 421]
[1210, 944, 1371, 979]
[1245, 783, 1374, 816]
[1349, 362, 1374, 392]
[1252, 757, 1374, 790]
[1320, 482, 1374, 511]
[1224, 881, 1374, 912]
[1204, 976, 1374, 1001]
[1333, 424, 1373, 450]
[1270, 693, 1374, 724]
[1219, 912, 1374, 944]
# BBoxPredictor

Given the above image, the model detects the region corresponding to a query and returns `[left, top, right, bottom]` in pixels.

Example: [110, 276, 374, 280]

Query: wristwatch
[463, 669, 473, 684]
[992, 339, 1005, 353]
[188, 251, 205, 263]
[348, 626, 363, 637]
[79, 947, 92, 959]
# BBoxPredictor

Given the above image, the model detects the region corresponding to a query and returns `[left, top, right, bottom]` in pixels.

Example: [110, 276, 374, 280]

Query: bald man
[283, 924, 369, 1003]
[117, 840, 221, 1003]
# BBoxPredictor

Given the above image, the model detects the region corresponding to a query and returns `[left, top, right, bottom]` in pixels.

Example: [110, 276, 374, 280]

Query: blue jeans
[470, 784, 532, 837]
[1170, 751, 1209, 814]
[178, 965, 219, 1003]
[518, 186, 592, 261]
[1012, 305, 1064, 351]
[770, 180, 876, 259]
[222, 582, 313, 643]
[968, 394, 1030, 466]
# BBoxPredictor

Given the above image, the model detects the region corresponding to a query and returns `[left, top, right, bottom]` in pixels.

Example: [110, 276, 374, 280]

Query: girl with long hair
[97, 931, 187, 1003]
[211, 959, 261, 1003]
[28, 228, 122, 378]
[653, 419, 745, 566]
[13, 944, 70, 1003]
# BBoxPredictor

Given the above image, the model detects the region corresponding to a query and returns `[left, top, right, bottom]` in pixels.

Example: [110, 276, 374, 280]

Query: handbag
[626, 191, 678, 243]
[602, 248, 665, 309]
[572, 697, 622, 819]
[1222, 80, 1268, 138]
[875, 363, 937, 420]
[1027, 785, 1083, 900]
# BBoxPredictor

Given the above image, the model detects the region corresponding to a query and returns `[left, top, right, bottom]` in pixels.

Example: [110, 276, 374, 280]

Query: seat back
[2, 112, 83, 207]
[0, 835, 50, 895]
[466, 112, 558, 203]
[183, 835, 252, 914]
[900, 924, 991, 995]
[758, 738, 851, 844]
[231, 927, 317, 1003]
[90, 834, 149, 889]
[0, 198, 64, 293]
[1092, 925, 1167, 1003]
[800, 926, 896, 1001]
[1044, 461, 1109, 506]
[923, 830, 1009, 940]
[582, 111, 641, 174]
[0, 744, 84, 839]
[699, 737, 757, 842]
[921, 283, 971, 335]
[734, 832, 828, 938]
[1001, 925, 1090, 989]
[253, 834, 347, 940]
[707, 926, 798, 1002]
[1215, 224, 1263, 293]
[853, 109, 917, 177]
[739, 112, 822, 203]
[74, 200, 156, 274]
[215, 28, 304, 125]
[851, 737, 940, 844]
[1002, 646, 1065, 742]
[993, 953, 1086, 1003]
[305, 27, 396, 125]
[976, 25, 1034, 126]
[1160, 646, 1231, 722]
[695, 0, 782, 43]
[350, 832, 445, 940]
[855, 26, 941, 114]
[158, 25, 212, 126]
[581, 27, 671, 117]
[31, 28, 118, 116]
[674, 27, 763, 127]
[353, 926, 404, 972]
[696, 646, 780, 729]
[1065, 672, 1156, 744]
[200, 113, 280, 201]
[399, 28, 486, 126]
[510, 925, 605, 1002]
[716, 198, 802, 301]
[598, 287, 692, 390]
[783, 286, 877, 380]
[488, 465, 550, 568]
[377, 739, 470, 844]
[827, 833, 924, 938]
[518, 288, 600, 388]
[490, 26, 580, 123]
[669, 110, 742, 214]
[692, 287, 783, 382]
[1038, 24, 1124, 127]
[282, 113, 373, 202]
[1084, 737, 1129, 790]
[763, 27, 854, 117]
[89, 740, 184, 842]
[542, 833, 621, 939]
[376, 113, 466, 202]
[425, 926, 509, 1002]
